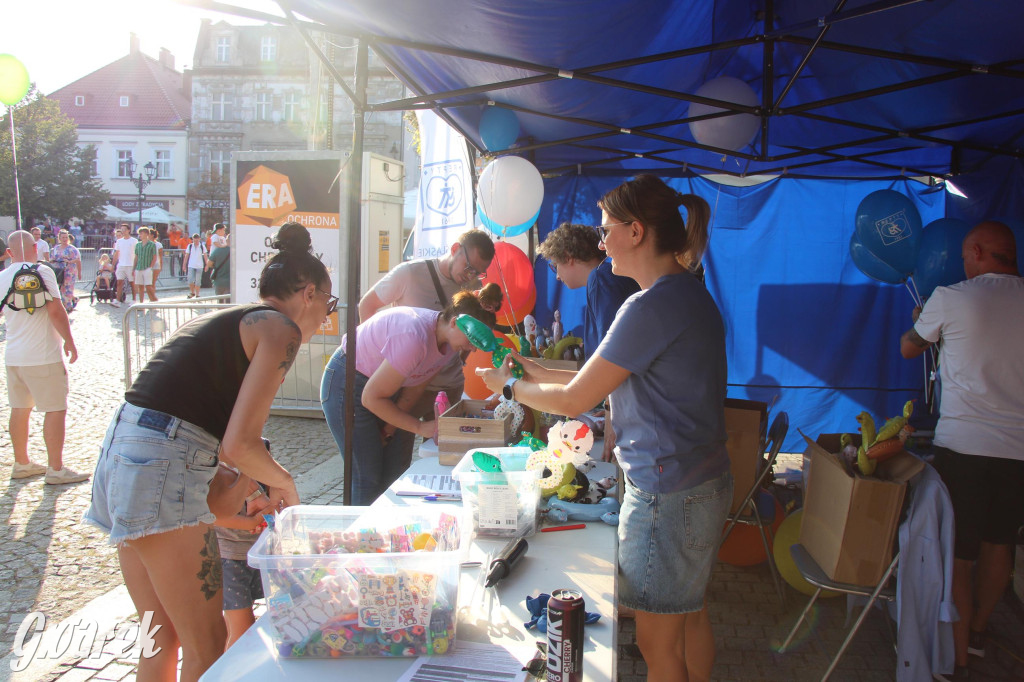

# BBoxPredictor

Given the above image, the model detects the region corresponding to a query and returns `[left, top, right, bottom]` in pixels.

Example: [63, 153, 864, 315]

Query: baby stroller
[90, 268, 117, 304]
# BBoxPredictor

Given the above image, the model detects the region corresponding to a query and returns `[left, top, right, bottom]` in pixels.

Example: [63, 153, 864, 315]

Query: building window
[255, 92, 271, 121]
[210, 149, 231, 182]
[154, 149, 172, 179]
[260, 36, 277, 62]
[216, 36, 231, 63]
[212, 92, 232, 121]
[116, 149, 134, 178]
[283, 93, 298, 122]
[74, 95, 84, 106]
[119, 95, 130, 107]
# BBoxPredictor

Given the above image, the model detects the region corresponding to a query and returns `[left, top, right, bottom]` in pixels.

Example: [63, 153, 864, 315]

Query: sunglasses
[319, 289, 339, 315]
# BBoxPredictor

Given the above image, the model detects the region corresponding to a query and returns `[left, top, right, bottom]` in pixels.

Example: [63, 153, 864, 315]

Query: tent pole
[760, 0, 775, 160]
[773, 0, 848, 112]
[341, 40, 369, 506]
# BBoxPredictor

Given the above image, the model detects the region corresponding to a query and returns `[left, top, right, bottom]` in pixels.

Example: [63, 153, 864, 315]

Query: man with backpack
[184, 232, 210, 299]
[0, 231, 88, 484]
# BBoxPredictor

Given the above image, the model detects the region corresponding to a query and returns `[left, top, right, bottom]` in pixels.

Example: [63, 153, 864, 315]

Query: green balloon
[0, 54, 30, 106]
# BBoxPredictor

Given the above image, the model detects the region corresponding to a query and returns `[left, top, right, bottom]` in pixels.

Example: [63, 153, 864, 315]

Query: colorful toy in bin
[248, 506, 465, 659]
[456, 314, 524, 378]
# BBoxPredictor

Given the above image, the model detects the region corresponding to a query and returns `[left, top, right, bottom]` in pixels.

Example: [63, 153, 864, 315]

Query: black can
[547, 588, 584, 682]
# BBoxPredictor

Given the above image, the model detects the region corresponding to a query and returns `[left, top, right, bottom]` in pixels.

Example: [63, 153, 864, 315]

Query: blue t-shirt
[596, 271, 729, 493]
[584, 258, 640, 361]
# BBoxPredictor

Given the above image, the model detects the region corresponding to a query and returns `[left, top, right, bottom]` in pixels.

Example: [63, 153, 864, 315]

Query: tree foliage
[0, 90, 110, 225]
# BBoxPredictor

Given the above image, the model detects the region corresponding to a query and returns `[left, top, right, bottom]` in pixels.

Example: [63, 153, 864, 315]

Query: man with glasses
[357, 228, 495, 415]
[538, 222, 639, 461]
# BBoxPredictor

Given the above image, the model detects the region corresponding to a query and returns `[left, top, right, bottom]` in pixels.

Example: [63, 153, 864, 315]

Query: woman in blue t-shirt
[479, 174, 732, 682]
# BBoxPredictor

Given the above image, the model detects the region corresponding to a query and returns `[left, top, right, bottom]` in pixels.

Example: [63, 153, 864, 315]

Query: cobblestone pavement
[3, 290, 1022, 681]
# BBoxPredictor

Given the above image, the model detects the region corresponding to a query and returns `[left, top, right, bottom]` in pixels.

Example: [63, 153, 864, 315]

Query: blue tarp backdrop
[534, 175, 947, 450]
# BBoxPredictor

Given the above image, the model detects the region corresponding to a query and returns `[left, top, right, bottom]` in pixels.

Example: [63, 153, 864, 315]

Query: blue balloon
[854, 189, 922, 276]
[479, 107, 520, 152]
[850, 233, 905, 284]
[913, 218, 971, 299]
[477, 201, 538, 237]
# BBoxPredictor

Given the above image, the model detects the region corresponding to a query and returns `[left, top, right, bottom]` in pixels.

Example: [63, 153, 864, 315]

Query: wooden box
[437, 399, 513, 465]
[534, 358, 581, 372]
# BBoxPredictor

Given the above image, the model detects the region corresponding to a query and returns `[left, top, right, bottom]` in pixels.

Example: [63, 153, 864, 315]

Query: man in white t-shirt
[30, 226, 50, 262]
[900, 220, 1024, 675]
[357, 229, 495, 417]
[111, 224, 138, 305]
[0, 231, 89, 484]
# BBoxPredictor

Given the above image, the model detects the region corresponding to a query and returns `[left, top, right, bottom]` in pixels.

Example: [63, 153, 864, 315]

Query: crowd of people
[2, 173, 1021, 682]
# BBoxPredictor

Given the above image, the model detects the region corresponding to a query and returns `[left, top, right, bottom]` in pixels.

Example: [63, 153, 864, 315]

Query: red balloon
[718, 494, 785, 566]
[479, 242, 535, 325]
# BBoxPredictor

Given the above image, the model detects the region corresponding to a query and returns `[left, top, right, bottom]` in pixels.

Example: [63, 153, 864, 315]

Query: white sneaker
[45, 466, 90, 485]
[111, 300, 121, 308]
[11, 461, 47, 479]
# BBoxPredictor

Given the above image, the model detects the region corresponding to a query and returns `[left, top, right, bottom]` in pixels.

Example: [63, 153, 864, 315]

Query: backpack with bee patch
[3, 264, 54, 314]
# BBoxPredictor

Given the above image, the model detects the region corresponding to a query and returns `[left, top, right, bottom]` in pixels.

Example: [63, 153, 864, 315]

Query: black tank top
[125, 303, 276, 440]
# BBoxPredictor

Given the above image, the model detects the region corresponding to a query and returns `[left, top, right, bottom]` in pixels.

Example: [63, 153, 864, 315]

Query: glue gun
[484, 537, 529, 588]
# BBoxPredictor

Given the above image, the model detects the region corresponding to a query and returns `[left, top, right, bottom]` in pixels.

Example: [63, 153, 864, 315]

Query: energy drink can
[546, 588, 584, 682]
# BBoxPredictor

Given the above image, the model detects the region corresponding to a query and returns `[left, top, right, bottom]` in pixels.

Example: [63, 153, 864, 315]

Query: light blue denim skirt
[84, 402, 220, 545]
[617, 471, 733, 613]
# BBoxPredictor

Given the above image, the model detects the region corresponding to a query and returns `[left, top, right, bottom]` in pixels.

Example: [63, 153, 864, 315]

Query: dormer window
[75, 95, 85, 106]
[120, 96, 130, 107]
[260, 36, 277, 62]
[217, 36, 231, 63]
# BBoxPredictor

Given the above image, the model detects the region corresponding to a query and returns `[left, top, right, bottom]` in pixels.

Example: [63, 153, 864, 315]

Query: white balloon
[688, 77, 760, 152]
[477, 156, 544, 229]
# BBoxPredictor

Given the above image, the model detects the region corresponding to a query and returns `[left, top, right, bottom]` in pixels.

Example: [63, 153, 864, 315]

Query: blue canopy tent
[185, 0, 1024, 455]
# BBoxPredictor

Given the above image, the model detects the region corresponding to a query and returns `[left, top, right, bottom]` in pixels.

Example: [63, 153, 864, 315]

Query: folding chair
[778, 543, 899, 681]
[721, 411, 789, 606]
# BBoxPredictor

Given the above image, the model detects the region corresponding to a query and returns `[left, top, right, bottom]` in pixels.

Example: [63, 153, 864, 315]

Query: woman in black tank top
[85, 223, 334, 681]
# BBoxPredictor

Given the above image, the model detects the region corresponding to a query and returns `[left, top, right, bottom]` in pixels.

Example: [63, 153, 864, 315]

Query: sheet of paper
[392, 473, 462, 497]
[396, 639, 530, 682]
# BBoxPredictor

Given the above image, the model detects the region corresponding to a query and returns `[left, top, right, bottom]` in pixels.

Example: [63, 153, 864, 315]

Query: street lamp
[128, 159, 157, 227]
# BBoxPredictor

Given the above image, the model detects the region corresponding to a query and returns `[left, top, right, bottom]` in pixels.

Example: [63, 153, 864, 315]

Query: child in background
[95, 254, 115, 291]
[208, 452, 274, 649]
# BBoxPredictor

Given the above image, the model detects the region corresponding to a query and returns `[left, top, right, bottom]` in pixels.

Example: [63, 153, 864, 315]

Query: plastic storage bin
[452, 446, 541, 537]
[247, 505, 468, 659]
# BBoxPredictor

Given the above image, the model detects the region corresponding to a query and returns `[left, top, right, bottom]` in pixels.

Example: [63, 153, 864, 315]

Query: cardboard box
[723, 398, 767, 514]
[799, 433, 924, 586]
[437, 399, 513, 466]
[534, 358, 581, 372]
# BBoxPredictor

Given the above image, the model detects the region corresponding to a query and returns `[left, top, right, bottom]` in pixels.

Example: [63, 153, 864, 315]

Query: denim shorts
[83, 402, 221, 545]
[186, 267, 203, 286]
[617, 471, 733, 613]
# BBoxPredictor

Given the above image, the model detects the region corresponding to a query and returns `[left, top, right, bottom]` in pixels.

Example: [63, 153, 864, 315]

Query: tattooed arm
[221, 309, 302, 508]
[900, 326, 932, 359]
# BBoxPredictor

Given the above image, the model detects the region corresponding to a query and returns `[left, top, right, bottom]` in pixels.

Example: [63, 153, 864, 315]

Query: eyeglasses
[548, 259, 559, 275]
[460, 249, 484, 277]
[595, 221, 631, 242]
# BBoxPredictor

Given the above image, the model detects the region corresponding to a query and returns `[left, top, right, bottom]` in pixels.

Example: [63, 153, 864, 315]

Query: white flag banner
[413, 110, 474, 259]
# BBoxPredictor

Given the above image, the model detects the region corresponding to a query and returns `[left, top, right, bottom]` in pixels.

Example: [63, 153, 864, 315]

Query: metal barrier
[121, 298, 340, 415]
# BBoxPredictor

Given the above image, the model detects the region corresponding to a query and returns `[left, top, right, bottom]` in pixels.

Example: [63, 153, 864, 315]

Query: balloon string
[493, 229, 520, 331]
[903, 280, 921, 308]
[908, 276, 923, 307]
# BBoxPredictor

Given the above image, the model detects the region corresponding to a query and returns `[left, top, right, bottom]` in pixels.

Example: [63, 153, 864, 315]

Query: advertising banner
[412, 110, 474, 260]
[233, 154, 343, 334]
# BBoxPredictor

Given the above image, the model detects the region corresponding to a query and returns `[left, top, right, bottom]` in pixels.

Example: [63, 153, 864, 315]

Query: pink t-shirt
[345, 307, 453, 387]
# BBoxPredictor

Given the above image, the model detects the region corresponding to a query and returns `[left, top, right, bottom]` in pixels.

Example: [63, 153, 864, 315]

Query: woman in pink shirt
[321, 291, 494, 503]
